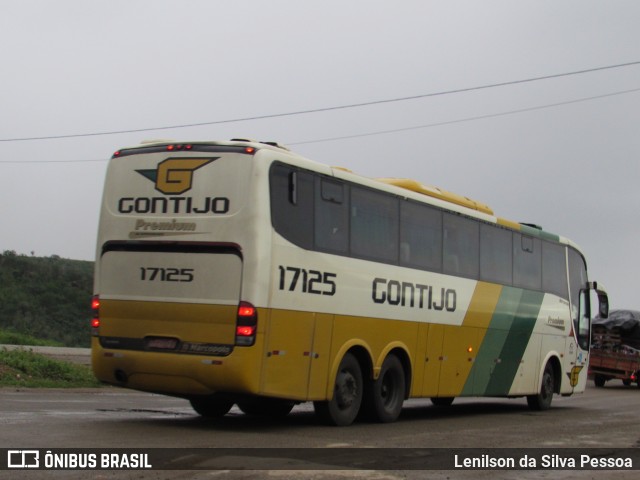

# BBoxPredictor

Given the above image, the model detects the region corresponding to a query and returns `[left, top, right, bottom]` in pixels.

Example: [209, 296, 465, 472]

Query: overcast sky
[1, 0, 639, 309]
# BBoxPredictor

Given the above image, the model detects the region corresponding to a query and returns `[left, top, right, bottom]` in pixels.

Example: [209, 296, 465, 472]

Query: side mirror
[587, 281, 609, 319]
[598, 293, 609, 319]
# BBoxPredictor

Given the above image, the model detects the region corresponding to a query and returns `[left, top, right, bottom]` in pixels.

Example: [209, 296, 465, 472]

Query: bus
[91, 139, 608, 426]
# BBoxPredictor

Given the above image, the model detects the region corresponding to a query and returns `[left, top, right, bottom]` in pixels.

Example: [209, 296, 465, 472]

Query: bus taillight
[166, 144, 192, 151]
[91, 295, 100, 335]
[236, 301, 257, 346]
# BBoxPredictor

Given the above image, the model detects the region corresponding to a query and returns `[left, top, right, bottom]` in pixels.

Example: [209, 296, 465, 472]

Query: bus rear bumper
[91, 339, 262, 397]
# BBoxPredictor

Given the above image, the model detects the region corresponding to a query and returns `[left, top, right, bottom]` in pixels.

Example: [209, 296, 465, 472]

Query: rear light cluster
[112, 143, 257, 158]
[91, 295, 100, 336]
[90, 295, 257, 345]
[165, 144, 193, 151]
[235, 301, 257, 346]
[113, 144, 193, 157]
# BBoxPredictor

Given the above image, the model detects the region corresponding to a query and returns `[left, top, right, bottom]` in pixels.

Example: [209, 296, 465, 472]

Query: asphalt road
[1, 380, 639, 480]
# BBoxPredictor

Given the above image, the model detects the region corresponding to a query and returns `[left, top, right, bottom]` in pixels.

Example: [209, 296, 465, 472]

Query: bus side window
[443, 213, 479, 279]
[542, 241, 569, 299]
[480, 223, 512, 285]
[350, 186, 399, 263]
[315, 178, 348, 254]
[513, 233, 542, 290]
[400, 201, 442, 272]
[269, 164, 314, 249]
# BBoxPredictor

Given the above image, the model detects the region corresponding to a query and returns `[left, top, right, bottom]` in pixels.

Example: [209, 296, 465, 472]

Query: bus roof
[112, 138, 582, 253]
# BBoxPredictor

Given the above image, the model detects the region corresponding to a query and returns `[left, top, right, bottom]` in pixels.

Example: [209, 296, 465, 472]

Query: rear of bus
[91, 140, 274, 402]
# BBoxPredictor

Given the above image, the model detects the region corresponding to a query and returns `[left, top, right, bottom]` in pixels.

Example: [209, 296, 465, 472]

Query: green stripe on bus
[463, 287, 522, 396]
[485, 288, 544, 395]
[463, 287, 544, 396]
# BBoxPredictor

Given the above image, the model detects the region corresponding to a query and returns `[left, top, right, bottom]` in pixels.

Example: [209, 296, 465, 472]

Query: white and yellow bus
[92, 139, 608, 426]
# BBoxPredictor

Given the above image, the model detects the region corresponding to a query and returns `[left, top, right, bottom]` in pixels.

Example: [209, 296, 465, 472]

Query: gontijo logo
[118, 157, 229, 215]
[136, 158, 215, 194]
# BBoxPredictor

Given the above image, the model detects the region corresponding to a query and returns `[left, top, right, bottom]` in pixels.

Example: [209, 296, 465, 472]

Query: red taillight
[236, 301, 257, 346]
[236, 326, 256, 337]
[165, 144, 193, 151]
[238, 304, 256, 317]
[245, 147, 256, 154]
[91, 295, 100, 335]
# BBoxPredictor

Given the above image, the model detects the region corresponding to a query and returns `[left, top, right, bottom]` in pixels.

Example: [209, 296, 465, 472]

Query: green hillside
[0, 251, 93, 347]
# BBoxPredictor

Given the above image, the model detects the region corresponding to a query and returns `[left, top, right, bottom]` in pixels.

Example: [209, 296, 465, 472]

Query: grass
[0, 347, 101, 388]
[0, 329, 64, 347]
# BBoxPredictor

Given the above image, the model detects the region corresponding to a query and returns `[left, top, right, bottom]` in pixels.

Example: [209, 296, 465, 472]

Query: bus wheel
[368, 354, 405, 423]
[237, 398, 295, 417]
[314, 353, 363, 426]
[622, 379, 631, 387]
[431, 397, 455, 407]
[527, 363, 555, 411]
[189, 395, 234, 418]
[594, 375, 606, 388]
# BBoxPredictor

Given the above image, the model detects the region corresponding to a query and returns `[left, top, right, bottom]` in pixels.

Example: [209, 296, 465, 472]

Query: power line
[1, 60, 640, 143]
[1, 84, 639, 164]
[0, 158, 106, 164]
[289, 86, 640, 145]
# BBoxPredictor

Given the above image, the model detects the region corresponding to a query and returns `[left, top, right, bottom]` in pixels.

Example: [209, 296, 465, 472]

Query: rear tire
[594, 375, 606, 388]
[527, 362, 555, 411]
[190, 395, 234, 418]
[314, 353, 362, 426]
[366, 354, 405, 423]
[237, 398, 295, 417]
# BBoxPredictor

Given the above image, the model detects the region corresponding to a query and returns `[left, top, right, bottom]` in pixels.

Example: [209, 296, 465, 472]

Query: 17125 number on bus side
[278, 266, 336, 296]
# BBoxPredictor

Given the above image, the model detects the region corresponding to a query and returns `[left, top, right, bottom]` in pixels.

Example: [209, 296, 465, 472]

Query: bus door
[566, 249, 592, 392]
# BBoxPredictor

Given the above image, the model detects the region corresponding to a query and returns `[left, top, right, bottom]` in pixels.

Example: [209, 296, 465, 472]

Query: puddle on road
[96, 407, 193, 417]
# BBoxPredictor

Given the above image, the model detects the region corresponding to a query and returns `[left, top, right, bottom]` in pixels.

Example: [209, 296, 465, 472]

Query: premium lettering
[135, 219, 196, 231]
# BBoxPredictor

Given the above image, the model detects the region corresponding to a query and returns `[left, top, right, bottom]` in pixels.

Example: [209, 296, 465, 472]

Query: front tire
[314, 353, 363, 426]
[431, 397, 455, 407]
[527, 362, 555, 411]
